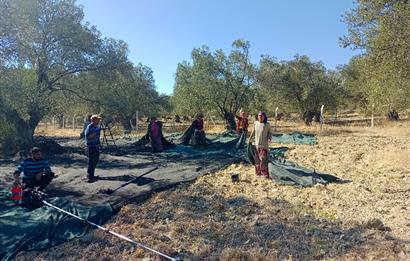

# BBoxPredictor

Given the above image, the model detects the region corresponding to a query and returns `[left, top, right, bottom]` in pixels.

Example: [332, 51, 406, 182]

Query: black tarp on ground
[133, 134, 174, 148]
[132, 120, 175, 151]
[134, 126, 246, 151]
[179, 125, 247, 150]
[133, 122, 175, 149]
[178, 124, 213, 147]
[270, 132, 317, 145]
[247, 144, 340, 186]
[205, 131, 247, 150]
[0, 131, 322, 260]
[179, 124, 196, 145]
[0, 192, 113, 261]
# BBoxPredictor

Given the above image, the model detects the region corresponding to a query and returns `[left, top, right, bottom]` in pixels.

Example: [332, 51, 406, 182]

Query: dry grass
[35, 126, 81, 137]
[35, 122, 192, 138]
[19, 119, 410, 261]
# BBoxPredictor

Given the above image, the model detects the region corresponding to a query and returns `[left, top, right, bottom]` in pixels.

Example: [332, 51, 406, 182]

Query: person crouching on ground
[248, 111, 272, 178]
[192, 113, 206, 149]
[84, 114, 102, 183]
[148, 117, 163, 153]
[13, 147, 54, 191]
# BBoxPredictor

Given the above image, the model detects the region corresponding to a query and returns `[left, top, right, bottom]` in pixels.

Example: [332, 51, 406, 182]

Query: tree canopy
[173, 39, 255, 129]
[340, 0, 410, 112]
[1, 0, 408, 154]
[0, 0, 163, 153]
[80, 64, 170, 129]
[257, 55, 346, 117]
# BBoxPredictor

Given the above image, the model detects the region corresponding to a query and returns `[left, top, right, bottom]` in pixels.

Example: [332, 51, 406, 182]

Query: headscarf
[258, 111, 268, 123]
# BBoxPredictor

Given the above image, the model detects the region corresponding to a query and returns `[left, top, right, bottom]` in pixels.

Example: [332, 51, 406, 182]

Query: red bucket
[10, 185, 23, 201]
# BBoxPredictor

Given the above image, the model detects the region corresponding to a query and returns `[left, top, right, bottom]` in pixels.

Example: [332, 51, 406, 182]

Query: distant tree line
[173, 43, 347, 128]
[173, 0, 410, 124]
[1, 0, 409, 155]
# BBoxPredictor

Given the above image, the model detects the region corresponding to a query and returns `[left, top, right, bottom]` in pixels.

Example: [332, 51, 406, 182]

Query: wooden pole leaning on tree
[320, 104, 324, 132]
[72, 115, 76, 131]
[136, 111, 139, 136]
[274, 107, 278, 132]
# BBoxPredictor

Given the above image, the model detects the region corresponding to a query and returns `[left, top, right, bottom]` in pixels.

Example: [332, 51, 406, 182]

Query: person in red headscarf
[236, 110, 249, 135]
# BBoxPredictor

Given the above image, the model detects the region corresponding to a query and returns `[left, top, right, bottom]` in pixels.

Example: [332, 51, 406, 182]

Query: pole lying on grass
[41, 199, 177, 261]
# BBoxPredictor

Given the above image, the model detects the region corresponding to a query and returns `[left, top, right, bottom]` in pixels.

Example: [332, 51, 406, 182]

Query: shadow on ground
[15, 183, 407, 261]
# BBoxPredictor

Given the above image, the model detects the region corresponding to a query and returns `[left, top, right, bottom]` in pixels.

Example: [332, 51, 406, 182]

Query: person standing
[84, 114, 102, 183]
[192, 113, 206, 149]
[236, 110, 249, 135]
[12, 147, 54, 191]
[248, 111, 272, 178]
[236, 110, 249, 148]
[147, 117, 163, 153]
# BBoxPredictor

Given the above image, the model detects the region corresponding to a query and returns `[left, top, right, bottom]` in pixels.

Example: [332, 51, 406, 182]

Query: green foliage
[0, 0, 129, 150]
[174, 43, 350, 122]
[257, 55, 346, 116]
[0, 115, 15, 150]
[341, 0, 410, 112]
[81, 64, 168, 122]
[173, 39, 255, 128]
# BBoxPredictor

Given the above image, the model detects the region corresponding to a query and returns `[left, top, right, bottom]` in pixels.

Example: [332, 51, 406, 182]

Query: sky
[77, 0, 358, 95]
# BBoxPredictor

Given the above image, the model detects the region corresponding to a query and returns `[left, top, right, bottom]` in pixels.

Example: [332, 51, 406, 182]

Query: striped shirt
[85, 123, 101, 147]
[15, 158, 52, 180]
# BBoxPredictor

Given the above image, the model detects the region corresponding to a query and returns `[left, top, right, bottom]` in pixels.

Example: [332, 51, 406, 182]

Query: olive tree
[173, 39, 255, 129]
[0, 0, 127, 152]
